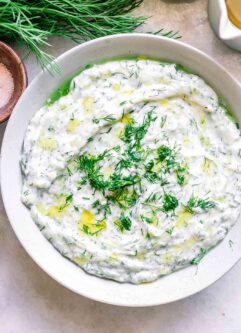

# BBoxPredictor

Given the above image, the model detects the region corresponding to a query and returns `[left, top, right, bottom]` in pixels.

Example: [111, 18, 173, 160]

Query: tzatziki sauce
[21, 58, 241, 283]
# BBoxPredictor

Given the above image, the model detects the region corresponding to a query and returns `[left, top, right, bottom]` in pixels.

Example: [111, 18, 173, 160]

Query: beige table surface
[1, 1, 241, 332]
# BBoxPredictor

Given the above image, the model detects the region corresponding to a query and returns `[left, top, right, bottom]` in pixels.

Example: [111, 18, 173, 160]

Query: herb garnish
[144, 160, 160, 183]
[66, 167, 72, 176]
[156, 144, 187, 185]
[157, 145, 172, 162]
[92, 200, 111, 218]
[114, 215, 132, 232]
[184, 196, 216, 214]
[141, 215, 153, 224]
[78, 153, 109, 192]
[122, 111, 156, 147]
[82, 220, 106, 236]
[191, 248, 207, 265]
[142, 193, 179, 213]
[61, 194, 73, 209]
[92, 114, 116, 124]
[108, 172, 140, 192]
[166, 227, 174, 235]
[108, 189, 139, 209]
[162, 193, 179, 212]
[160, 115, 167, 128]
[144, 192, 162, 204]
[77, 110, 190, 231]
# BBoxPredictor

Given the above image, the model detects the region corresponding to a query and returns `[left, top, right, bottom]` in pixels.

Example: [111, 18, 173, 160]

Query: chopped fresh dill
[100, 127, 113, 135]
[112, 145, 121, 152]
[125, 144, 145, 163]
[144, 192, 162, 204]
[166, 227, 174, 235]
[144, 159, 160, 183]
[157, 144, 187, 184]
[87, 137, 94, 143]
[82, 225, 89, 234]
[115, 158, 132, 171]
[108, 189, 139, 209]
[78, 152, 109, 192]
[61, 194, 73, 209]
[66, 166, 72, 176]
[160, 115, 167, 128]
[162, 193, 179, 212]
[146, 232, 152, 240]
[78, 177, 87, 188]
[81, 221, 106, 236]
[157, 145, 172, 162]
[122, 111, 157, 147]
[92, 114, 116, 124]
[184, 196, 216, 214]
[160, 176, 169, 186]
[108, 172, 140, 192]
[141, 215, 153, 224]
[176, 172, 185, 186]
[191, 248, 207, 265]
[142, 193, 178, 213]
[114, 215, 132, 232]
[92, 199, 111, 218]
[78, 149, 140, 210]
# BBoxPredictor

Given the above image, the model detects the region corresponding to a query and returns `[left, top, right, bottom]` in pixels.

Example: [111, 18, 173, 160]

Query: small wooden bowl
[0, 41, 28, 122]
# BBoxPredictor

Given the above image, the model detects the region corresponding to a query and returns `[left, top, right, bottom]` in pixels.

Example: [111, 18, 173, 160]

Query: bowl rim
[0, 41, 28, 122]
[1, 33, 241, 307]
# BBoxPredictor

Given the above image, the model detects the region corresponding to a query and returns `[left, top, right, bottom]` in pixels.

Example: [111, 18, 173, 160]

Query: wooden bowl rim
[0, 41, 28, 123]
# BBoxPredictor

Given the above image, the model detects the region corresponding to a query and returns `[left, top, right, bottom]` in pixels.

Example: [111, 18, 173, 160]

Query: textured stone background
[1, 1, 241, 332]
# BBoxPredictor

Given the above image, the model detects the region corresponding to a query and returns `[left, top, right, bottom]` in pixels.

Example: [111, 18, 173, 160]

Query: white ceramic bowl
[1, 34, 241, 307]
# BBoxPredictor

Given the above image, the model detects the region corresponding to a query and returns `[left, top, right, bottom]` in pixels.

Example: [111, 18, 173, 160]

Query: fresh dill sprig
[60, 194, 73, 210]
[141, 215, 153, 224]
[78, 151, 140, 195]
[142, 193, 179, 213]
[184, 196, 216, 214]
[81, 220, 106, 236]
[162, 193, 179, 212]
[108, 172, 140, 192]
[120, 111, 157, 171]
[144, 160, 160, 184]
[144, 192, 162, 204]
[114, 215, 132, 232]
[157, 145, 172, 162]
[166, 227, 174, 235]
[92, 114, 116, 125]
[122, 111, 157, 147]
[160, 115, 167, 128]
[157, 144, 187, 185]
[78, 153, 109, 192]
[115, 158, 133, 171]
[92, 199, 111, 218]
[0, 0, 179, 71]
[108, 189, 139, 209]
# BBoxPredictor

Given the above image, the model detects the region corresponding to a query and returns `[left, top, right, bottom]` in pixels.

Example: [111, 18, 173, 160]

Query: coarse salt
[0, 63, 14, 108]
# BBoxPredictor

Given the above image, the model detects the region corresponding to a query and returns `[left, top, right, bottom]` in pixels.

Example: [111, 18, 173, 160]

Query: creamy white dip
[21, 58, 241, 283]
